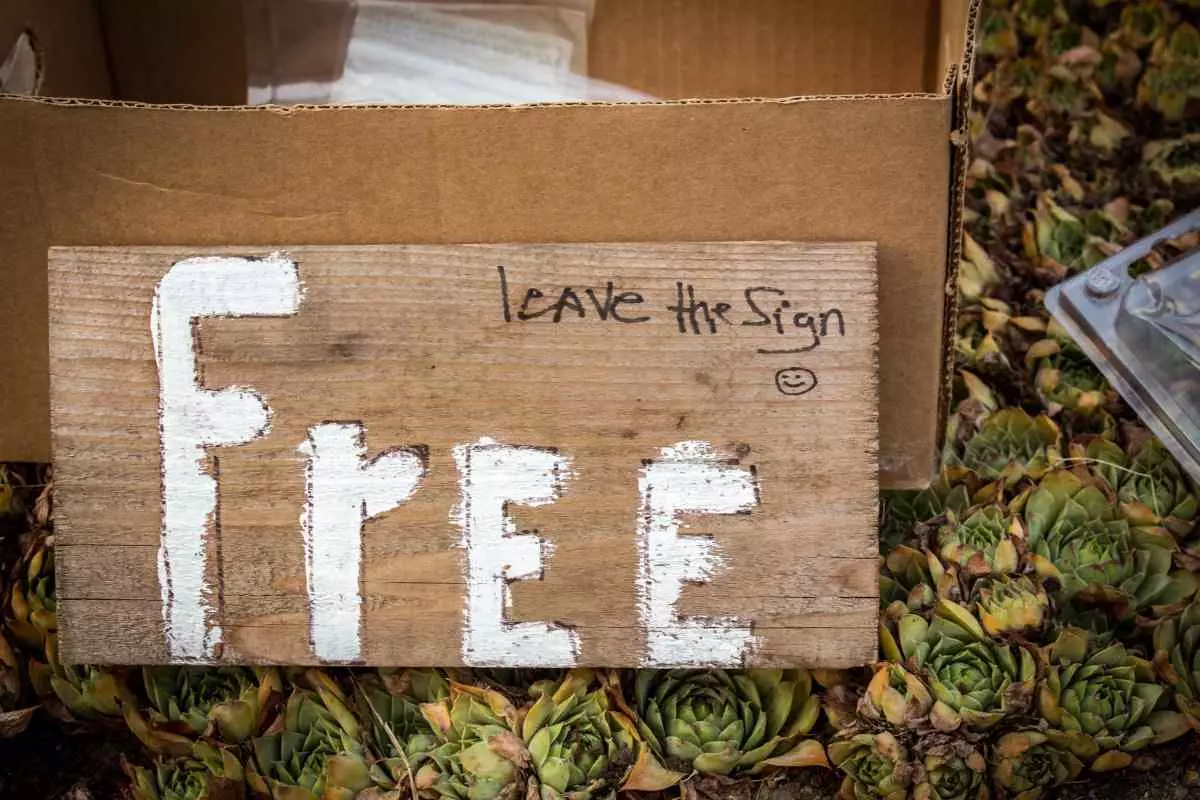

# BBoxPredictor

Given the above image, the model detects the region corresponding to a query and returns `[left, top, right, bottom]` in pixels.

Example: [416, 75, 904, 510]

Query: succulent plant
[124, 667, 282, 756]
[1025, 194, 1108, 276]
[881, 469, 980, 553]
[937, 506, 1021, 576]
[814, 670, 865, 733]
[991, 731, 1083, 800]
[1152, 600, 1200, 729]
[247, 671, 371, 800]
[911, 739, 987, 800]
[522, 669, 680, 799]
[630, 669, 825, 776]
[1068, 111, 1132, 160]
[1017, 0, 1068, 40]
[1039, 627, 1190, 771]
[126, 741, 246, 800]
[40, 632, 123, 720]
[977, 6, 1018, 58]
[354, 668, 449, 791]
[880, 546, 946, 618]
[4, 532, 56, 653]
[958, 234, 1002, 304]
[1137, 22, 1200, 121]
[944, 408, 1061, 485]
[1088, 436, 1200, 538]
[0, 626, 34, 739]
[1024, 470, 1199, 617]
[856, 663, 932, 731]
[829, 731, 913, 800]
[1026, 335, 1112, 415]
[954, 319, 1012, 375]
[1119, 2, 1177, 50]
[0, 465, 17, 518]
[972, 575, 1051, 637]
[417, 680, 529, 800]
[882, 599, 1036, 731]
[1144, 135, 1200, 187]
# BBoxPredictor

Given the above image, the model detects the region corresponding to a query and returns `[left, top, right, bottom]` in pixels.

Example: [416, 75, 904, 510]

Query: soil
[0, 713, 137, 799]
[1055, 738, 1200, 800]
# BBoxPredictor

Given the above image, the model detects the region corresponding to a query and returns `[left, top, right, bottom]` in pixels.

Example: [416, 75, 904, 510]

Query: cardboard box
[0, 0, 979, 489]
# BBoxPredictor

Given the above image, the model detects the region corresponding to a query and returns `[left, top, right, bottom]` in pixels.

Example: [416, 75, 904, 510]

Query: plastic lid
[1046, 208, 1200, 481]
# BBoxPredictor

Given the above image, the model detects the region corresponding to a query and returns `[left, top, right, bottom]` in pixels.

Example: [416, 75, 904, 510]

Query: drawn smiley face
[774, 367, 818, 396]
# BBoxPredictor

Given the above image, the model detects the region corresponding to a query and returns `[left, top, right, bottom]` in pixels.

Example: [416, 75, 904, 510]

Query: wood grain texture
[50, 242, 879, 667]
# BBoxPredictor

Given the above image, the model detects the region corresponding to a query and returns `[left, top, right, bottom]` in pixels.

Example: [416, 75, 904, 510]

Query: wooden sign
[50, 243, 879, 668]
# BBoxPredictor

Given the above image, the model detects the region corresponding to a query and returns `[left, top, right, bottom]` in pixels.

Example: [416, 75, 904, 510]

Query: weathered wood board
[50, 242, 879, 668]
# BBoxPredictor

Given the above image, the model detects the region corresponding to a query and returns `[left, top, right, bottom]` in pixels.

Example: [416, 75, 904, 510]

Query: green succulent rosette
[1039, 627, 1190, 771]
[880, 546, 944, 619]
[911, 739, 987, 800]
[977, 6, 1018, 57]
[247, 671, 371, 800]
[416, 680, 529, 800]
[1118, 1, 1177, 50]
[521, 669, 680, 800]
[991, 731, 1083, 800]
[1137, 22, 1200, 121]
[0, 626, 34, 739]
[1027, 194, 1102, 275]
[1088, 436, 1200, 538]
[856, 663, 932, 731]
[937, 506, 1021, 577]
[1069, 111, 1132, 161]
[631, 669, 826, 776]
[1017, 0, 1068, 40]
[41, 632, 122, 720]
[4, 532, 56, 653]
[828, 731, 912, 800]
[880, 468, 982, 554]
[123, 666, 282, 756]
[944, 408, 1061, 485]
[1144, 135, 1200, 187]
[1025, 470, 1198, 618]
[882, 599, 1035, 731]
[1153, 600, 1200, 730]
[354, 668, 450, 791]
[1026, 335, 1112, 416]
[126, 741, 246, 800]
[972, 575, 1050, 637]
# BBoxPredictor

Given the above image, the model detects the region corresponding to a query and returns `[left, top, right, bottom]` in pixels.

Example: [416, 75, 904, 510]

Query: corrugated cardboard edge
[0, 91, 946, 111]
[936, 0, 981, 470]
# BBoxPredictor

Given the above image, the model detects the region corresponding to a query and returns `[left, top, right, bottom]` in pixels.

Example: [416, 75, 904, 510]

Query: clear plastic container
[243, 0, 653, 105]
[1045, 208, 1200, 480]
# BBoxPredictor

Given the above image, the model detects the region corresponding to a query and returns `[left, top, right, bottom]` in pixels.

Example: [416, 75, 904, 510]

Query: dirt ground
[0, 715, 137, 799]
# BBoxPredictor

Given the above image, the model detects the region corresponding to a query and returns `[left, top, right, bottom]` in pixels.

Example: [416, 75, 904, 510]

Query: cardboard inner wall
[589, 0, 941, 97]
[0, 0, 110, 98]
[0, 0, 978, 490]
[96, 0, 951, 103]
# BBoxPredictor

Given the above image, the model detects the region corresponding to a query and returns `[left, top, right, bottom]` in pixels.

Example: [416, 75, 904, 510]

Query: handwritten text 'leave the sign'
[154, 254, 768, 668]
